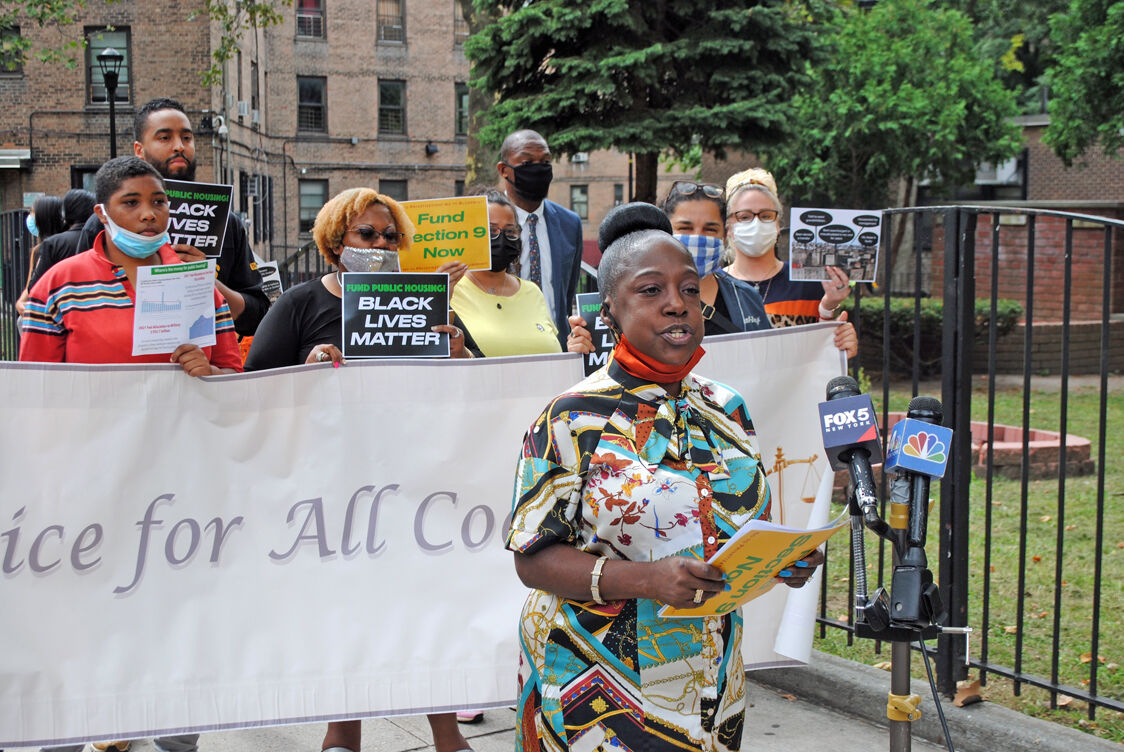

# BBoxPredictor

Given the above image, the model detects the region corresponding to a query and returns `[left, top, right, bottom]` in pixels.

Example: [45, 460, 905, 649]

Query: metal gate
[0, 208, 33, 359]
[820, 205, 1123, 718]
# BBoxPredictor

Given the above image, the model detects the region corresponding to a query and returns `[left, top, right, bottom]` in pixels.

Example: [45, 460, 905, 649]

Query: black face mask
[490, 234, 522, 273]
[505, 162, 553, 203]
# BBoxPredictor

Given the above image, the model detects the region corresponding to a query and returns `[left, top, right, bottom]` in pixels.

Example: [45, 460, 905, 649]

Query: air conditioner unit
[571, 152, 589, 163]
[251, 109, 261, 127]
[237, 100, 250, 118]
[246, 174, 260, 198]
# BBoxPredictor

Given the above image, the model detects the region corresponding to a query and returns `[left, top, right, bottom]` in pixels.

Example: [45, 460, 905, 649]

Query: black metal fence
[278, 239, 329, 290]
[0, 208, 33, 360]
[819, 205, 1123, 718]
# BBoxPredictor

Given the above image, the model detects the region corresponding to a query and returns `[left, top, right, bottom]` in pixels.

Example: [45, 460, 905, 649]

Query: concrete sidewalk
[11, 651, 1116, 751]
[6, 678, 946, 752]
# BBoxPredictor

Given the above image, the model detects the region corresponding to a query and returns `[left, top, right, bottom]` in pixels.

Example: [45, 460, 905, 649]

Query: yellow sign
[659, 512, 849, 618]
[399, 196, 491, 272]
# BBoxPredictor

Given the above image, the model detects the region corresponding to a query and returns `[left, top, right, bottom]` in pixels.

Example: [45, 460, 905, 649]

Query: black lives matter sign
[576, 292, 615, 376]
[341, 272, 450, 358]
[164, 180, 233, 257]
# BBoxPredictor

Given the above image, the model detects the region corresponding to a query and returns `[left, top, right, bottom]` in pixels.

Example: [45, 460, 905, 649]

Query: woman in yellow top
[451, 189, 562, 357]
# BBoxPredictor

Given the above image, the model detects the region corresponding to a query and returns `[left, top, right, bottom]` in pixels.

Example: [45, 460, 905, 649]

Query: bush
[845, 295, 1022, 377]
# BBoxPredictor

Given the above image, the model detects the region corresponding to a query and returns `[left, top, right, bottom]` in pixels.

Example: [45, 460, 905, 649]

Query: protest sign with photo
[788, 207, 881, 283]
[255, 260, 284, 303]
[164, 180, 233, 256]
[398, 196, 490, 273]
[575, 292, 615, 376]
[341, 272, 450, 358]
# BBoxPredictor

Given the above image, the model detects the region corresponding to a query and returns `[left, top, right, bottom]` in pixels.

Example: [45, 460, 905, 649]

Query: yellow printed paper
[399, 196, 490, 272]
[659, 511, 849, 618]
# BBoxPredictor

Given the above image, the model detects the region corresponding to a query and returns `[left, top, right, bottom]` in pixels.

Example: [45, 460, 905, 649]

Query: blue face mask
[97, 205, 170, 259]
[675, 233, 725, 277]
[25, 213, 38, 237]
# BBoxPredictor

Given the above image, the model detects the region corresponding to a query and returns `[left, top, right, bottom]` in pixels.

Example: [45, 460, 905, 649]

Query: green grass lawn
[814, 381, 1124, 742]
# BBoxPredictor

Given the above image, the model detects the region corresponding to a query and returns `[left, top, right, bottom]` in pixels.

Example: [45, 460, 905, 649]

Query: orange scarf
[612, 335, 705, 385]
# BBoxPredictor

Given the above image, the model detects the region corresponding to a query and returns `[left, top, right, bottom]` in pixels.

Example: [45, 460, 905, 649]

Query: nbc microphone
[884, 396, 953, 551]
[884, 395, 953, 626]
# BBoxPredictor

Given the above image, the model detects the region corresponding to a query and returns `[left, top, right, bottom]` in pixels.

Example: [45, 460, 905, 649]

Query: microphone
[885, 396, 952, 548]
[819, 376, 882, 518]
[820, 376, 890, 633]
[886, 395, 951, 627]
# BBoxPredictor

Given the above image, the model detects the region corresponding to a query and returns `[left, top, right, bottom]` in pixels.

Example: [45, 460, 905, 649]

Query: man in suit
[497, 129, 583, 344]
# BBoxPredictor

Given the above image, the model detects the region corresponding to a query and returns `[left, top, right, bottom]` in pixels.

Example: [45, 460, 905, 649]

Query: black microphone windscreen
[907, 395, 943, 424]
[826, 375, 861, 401]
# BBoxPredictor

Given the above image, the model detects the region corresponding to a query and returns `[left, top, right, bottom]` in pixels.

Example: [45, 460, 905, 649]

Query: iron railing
[817, 205, 1123, 719]
[0, 208, 33, 360]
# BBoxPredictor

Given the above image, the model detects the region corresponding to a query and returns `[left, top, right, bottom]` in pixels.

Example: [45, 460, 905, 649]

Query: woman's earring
[600, 306, 621, 344]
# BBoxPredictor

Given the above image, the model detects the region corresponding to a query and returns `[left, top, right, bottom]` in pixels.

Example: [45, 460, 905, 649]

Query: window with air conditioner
[296, 0, 325, 38]
[377, 0, 405, 43]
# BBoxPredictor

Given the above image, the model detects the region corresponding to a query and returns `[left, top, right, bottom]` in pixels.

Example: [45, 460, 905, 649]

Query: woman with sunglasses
[664, 180, 773, 336]
[244, 187, 470, 370]
[722, 169, 857, 358]
[450, 188, 561, 357]
[564, 181, 770, 355]
[243, 187, 475, 752]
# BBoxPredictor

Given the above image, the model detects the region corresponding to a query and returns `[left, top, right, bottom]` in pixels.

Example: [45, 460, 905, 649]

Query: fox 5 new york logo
[822, 404, 873, 433]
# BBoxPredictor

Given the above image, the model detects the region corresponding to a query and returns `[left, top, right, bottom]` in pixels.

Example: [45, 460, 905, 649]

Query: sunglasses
[348, 225, 403, 245]
[669, 181, 724, 201]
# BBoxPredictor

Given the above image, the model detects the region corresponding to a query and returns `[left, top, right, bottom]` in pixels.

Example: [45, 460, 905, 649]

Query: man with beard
[496, 129, 582, 345]
[76, 97, 269, 336]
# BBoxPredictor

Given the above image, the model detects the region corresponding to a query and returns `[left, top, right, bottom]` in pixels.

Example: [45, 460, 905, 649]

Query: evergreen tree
[465, 0, 822, 203]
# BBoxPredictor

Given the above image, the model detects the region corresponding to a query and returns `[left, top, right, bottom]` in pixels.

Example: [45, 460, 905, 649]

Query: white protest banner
[0, 325, 843, 746]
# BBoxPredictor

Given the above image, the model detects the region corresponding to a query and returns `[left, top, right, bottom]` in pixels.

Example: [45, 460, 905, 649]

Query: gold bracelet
[590, 555, 609, 605]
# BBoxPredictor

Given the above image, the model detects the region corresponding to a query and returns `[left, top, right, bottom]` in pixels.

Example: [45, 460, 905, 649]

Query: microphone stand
[849, 470, 965, 752]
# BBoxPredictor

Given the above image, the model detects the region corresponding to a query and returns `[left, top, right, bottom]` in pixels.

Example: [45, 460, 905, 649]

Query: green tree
[760, 0, 1022, 209]
[945, 0, 1069, 115]
[0, 0, 287, 83]
[1041, 0, 1124, 165]
[465, 0, 823, 203]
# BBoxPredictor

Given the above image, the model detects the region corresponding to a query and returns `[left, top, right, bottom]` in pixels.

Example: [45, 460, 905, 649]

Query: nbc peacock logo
[902, 432, 946, 464]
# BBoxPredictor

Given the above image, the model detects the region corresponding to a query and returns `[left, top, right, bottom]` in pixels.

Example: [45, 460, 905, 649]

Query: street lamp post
[96, 48, 124, 159]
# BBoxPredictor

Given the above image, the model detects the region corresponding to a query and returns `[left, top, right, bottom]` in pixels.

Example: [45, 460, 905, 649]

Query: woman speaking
[507, 203, 822, 751]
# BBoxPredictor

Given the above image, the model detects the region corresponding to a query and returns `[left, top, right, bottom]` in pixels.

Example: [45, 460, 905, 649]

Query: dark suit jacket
[540, 198, 584, 343]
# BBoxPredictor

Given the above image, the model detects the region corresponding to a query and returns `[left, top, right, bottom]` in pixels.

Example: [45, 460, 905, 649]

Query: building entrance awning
[0, 149, 31, 169]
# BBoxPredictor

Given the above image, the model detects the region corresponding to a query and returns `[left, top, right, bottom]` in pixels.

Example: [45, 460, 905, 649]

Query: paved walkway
[6, 679, 947, 752]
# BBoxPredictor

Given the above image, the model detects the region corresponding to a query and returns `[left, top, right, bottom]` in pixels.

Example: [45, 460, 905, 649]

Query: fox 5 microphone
[819, 375, 882, 518]
[819, 375, 890, 631]
[885, 395, 953, 627]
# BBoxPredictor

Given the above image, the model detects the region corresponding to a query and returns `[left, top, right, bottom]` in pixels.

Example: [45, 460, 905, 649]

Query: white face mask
[730, 218, 778, 258]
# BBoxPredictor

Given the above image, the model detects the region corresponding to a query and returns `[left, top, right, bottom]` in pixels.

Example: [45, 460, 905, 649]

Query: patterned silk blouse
[507, 360, 771, 752]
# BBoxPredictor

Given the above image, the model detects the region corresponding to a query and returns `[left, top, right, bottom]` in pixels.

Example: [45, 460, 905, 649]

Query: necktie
[526, 212, 542, 288]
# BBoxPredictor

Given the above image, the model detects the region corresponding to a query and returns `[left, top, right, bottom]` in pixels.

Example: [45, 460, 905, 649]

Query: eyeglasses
[731, 208, 779, 223]
[348, 225, 403, 245]
[669, 181, 724, 201]
[489, 224, 521, 241]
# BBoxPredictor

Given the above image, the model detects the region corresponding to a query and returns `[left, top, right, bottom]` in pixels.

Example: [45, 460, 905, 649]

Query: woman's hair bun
[597, 202, 672, 252]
